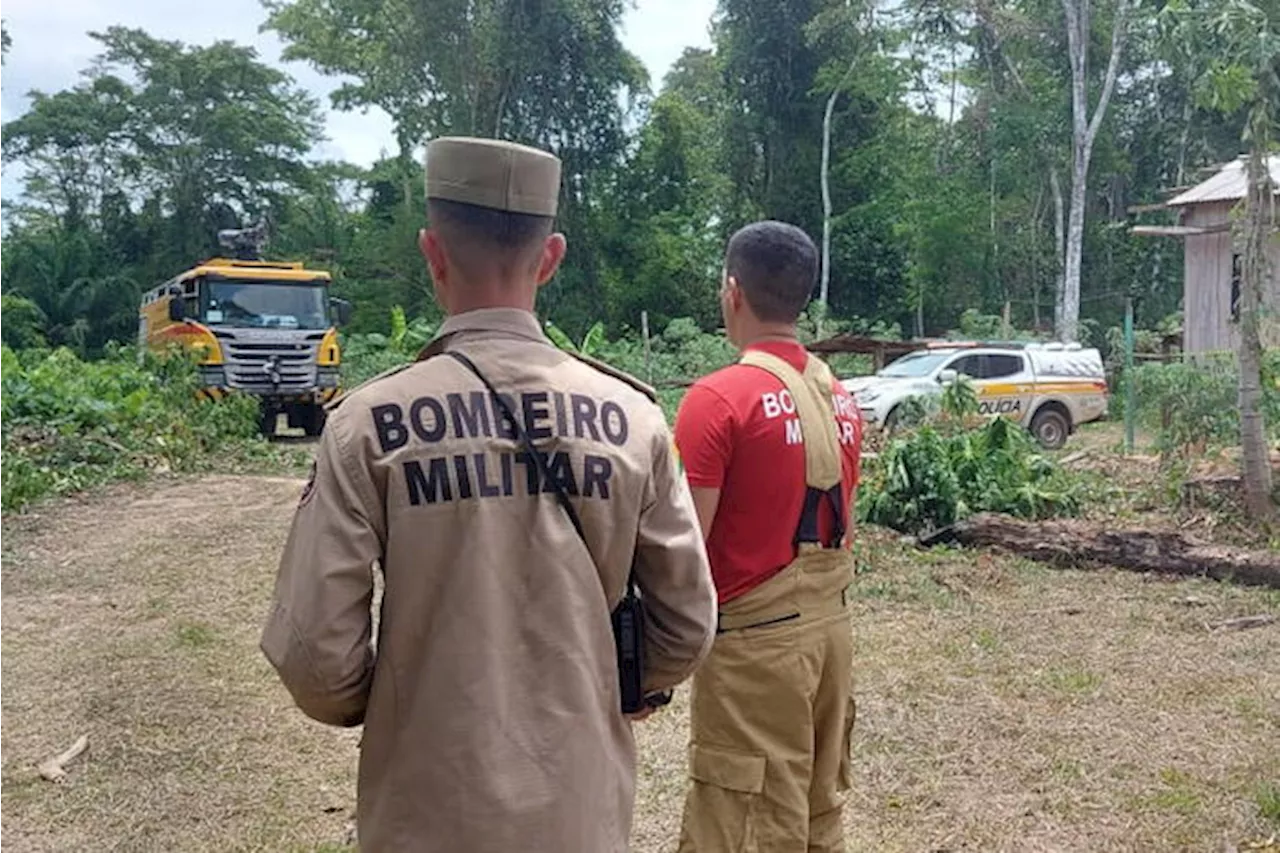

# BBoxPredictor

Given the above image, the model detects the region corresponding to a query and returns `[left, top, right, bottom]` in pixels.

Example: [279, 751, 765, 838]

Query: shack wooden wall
[1181, 201, 1280, 354]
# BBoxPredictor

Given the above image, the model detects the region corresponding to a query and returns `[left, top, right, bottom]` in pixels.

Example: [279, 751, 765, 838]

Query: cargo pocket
[837, 695, 857, 790]
[683, 744, 767, 852]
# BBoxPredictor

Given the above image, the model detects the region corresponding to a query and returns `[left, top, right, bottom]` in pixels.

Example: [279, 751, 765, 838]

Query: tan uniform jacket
[261, 308, 717, 853]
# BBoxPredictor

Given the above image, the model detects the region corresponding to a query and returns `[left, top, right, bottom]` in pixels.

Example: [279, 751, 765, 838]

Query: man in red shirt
[674, 221, 862, 852]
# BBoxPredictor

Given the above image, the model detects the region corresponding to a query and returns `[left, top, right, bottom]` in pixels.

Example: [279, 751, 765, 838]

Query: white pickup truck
[841, 342, 1109, 450]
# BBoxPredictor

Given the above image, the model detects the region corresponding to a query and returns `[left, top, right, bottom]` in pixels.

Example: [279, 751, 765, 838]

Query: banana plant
[545, 320, 606, 357]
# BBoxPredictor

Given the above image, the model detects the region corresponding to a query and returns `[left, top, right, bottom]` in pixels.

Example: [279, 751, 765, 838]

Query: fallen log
[919, 513, 1280, 589]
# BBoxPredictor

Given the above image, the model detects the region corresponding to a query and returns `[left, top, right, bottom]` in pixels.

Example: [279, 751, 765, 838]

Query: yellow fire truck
[138, 226, 351, 437]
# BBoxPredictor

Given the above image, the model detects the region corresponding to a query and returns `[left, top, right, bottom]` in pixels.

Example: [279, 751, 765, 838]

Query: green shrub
[1122, 353, 1280, 456]
[858, 416, 1083, 534]
[1, 344, 260, 511]
[0, 295, 48, 350]
[339, 305, 434, 387]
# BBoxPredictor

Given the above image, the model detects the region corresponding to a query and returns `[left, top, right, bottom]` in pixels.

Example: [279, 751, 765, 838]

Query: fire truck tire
[259, 405, 279, 438]
[299, 404, 327, 438]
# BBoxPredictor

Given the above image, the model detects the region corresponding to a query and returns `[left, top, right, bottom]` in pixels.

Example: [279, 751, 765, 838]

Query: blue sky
[0, 0, 717, 205]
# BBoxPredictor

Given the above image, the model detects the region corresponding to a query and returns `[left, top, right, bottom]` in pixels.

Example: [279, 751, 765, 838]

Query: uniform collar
[418, 307, 550, 360]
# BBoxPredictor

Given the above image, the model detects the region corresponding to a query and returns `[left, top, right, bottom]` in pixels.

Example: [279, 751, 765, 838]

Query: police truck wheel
[1030, 408, 1069, 451]
[882, 406, 901, 435]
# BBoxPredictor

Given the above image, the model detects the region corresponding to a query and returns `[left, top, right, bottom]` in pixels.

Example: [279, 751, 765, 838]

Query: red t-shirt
[674, 341, 863, 604]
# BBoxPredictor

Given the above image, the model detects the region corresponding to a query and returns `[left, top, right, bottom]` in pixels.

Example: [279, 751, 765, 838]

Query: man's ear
[420, 229, 447, 282]
[421, 228, 450, 310]
[535, 232, 568, 288]
[726, 275, 745, 312]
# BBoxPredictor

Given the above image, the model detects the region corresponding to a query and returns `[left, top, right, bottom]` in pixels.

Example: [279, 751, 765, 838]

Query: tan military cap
[425, 137, 561, 217]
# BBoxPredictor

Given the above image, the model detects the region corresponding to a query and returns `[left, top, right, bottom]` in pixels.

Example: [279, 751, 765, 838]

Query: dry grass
[2, 476, 360, 852]
[3, 473, 1279, 852]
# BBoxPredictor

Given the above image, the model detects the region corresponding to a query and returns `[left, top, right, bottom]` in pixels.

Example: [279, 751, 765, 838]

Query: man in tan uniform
[673, 221, 863, 851]
[261, 136, 717, 853]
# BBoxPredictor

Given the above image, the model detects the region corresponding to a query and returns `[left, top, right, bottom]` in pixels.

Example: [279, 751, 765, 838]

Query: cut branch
[37, 734, 89, 783]
[1207, 615, 1276, 631]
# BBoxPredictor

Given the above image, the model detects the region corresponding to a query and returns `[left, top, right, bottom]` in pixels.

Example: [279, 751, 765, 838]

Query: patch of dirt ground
[3, 475, 1279, 852]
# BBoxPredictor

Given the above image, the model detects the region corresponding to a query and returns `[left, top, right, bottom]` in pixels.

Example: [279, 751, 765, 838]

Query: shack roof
[1167, 156, 1280, 207]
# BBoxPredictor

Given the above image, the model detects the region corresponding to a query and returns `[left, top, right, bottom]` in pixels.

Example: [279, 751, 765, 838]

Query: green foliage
[1132, 361, 1237, 453]
[859, 417, 1083, 534]
[0, 295, 48, 350]
[1, 26, 324, 357]
[339, 306, 435, 387]
[1, 345, 261, 512]
[1256, 780, 1280, 827]
[545, 320, 606, 357]
[1126, 354, 1280, 456]
[940, 375, 980, 419]
[0, 0, 1261, 360]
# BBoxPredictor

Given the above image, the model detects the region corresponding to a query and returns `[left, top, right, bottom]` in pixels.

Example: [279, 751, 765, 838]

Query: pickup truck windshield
[879, 352, 951, 378]
[204, 281, 329, 330]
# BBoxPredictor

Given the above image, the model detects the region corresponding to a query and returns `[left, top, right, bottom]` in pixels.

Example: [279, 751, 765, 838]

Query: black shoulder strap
[446, 350, 635, 591]
[446, 350, 585, 536]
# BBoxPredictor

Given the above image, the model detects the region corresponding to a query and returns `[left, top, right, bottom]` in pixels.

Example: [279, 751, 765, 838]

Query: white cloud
[621, 0, 716, 90]
[0, 0, 716, 207]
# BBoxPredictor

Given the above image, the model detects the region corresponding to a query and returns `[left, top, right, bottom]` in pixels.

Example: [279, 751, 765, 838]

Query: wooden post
[641, 310, 652, 383]
[1124, 296, 1135, 454]
[1001, 300, 1012, 339]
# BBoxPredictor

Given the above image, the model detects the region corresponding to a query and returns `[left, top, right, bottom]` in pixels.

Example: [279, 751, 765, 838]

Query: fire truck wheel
[299, 404, 327, 438]
[259, 405, 279, 438]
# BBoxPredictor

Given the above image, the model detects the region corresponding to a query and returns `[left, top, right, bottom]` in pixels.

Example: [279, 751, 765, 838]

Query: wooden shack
[1132, 156, 1280, 355]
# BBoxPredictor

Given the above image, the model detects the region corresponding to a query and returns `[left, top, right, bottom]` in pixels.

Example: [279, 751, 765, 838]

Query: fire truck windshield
[204, 280, 329, 330]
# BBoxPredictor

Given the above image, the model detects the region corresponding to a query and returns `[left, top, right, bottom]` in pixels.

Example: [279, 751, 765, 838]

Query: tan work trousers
[677, 547, 855, 853]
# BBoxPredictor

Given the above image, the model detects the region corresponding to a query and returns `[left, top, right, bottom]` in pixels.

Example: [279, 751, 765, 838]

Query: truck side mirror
[168, 299, 185, 323]
[938, 369, 958, 385]
[331, 297, 353, 328]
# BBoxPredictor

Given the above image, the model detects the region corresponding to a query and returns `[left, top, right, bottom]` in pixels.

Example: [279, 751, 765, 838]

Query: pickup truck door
[944, 354, 983, 383]
[974, 353, 1033, 422]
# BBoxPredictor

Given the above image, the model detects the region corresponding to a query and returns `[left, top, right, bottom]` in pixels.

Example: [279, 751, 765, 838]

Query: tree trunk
[1050, 167, 1066, 333]
[821, 89, 837, 320]
[820, 58, 857, 336]
[1061, 149, 1087, 341]
[1058, 0, 1128, 343]
[1238, 144, 1276, 520]
[920, 513, 1280, 588]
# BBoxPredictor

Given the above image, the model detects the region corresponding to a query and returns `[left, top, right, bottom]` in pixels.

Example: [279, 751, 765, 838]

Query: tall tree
[716, 0, 826, 229]
[264, 0, 646, 333]
[1059, 0, 1129, 341]
[1166, 0, 1279, 519]
[2, 28, 324, 354]
[599, 52, 732, 331]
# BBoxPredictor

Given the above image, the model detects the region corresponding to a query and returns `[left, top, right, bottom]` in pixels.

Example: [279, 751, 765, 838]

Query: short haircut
[725, 221, 819, 323]
[427, 198, 554, 262]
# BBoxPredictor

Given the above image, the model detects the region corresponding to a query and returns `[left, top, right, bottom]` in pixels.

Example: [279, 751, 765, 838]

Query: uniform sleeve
[260, 409, 386, 727]
[633, 419, 718, 694]
[673, 383, 734, 489]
